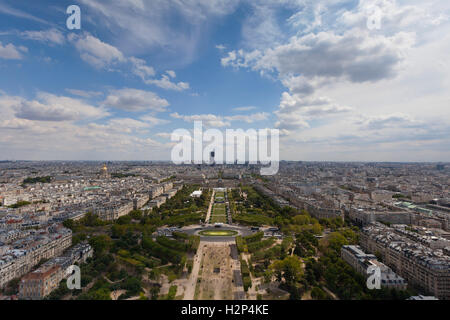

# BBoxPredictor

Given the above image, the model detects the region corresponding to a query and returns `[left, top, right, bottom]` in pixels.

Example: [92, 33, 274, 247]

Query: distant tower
[101, 164, 110, 179]
[210, 151, 215, 166]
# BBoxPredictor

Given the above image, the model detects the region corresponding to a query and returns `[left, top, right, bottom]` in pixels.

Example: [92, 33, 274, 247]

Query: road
[204, 189, 215, 223]
[183, 241, 205, 300]
[182, 224, 254, 239]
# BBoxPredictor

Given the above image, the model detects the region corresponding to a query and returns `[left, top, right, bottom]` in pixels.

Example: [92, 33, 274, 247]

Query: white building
[190, 190, 202, 198]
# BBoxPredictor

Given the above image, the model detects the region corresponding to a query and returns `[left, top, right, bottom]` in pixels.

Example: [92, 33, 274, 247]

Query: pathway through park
[204, 189, 215, 224]
[183, 241, 205, 300]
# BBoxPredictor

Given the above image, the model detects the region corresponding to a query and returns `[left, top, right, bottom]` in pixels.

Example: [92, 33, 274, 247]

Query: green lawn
[211, 195, 228, 223]
[210, 215, 227, 223]
[215, 192, 225, 198]
[213, 208, 226, 215]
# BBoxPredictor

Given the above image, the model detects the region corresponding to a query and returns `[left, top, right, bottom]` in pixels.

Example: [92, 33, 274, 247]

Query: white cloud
[69, 33, 126, 69]
[1, 0, 449, 161]
[0, 118, 34, 130]
[225, 112, 269, 123]
[339, 0, 434, 31]
[223, 29, 416, 83]
[0, 3, 50, 25]
[0, 42, 26, 60]
[140, 114, 170, 126]
[155, 132, 173, 139]
[21, 29, 65, 45]
[355, 113, 422, 130]
[170, 111, 269, 127]
[233, 106, 257, 112]
[221, 49, 262, 70]
[0, 92, 169, 160]
[171, 112, 230, 127]
[13, 92, 108, 122]
[215, 44, 226, 50]
[166, 70, 176, 78]
[78, 0, 240, 65]
[275, 113, 310, 132]
[287, 1, 325, 33]
[218, 0, 450, 161]
[68, 34, 189, 90]
[241, 4, 284, 49]
[88, 118, 152, 134]
[65, 89, 103, 98]
[274, 91, 352, 132]
[129, 57, 156, 79]
[0, 119, 168, 160]
[145, 74, 190, 91]
[102, 89, 169, 112]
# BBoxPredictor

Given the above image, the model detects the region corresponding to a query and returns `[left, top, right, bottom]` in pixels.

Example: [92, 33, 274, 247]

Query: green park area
[210, 202, 227, 223]
[213, 203, 226, 214]
[215, 191, 225, 198]
[47, 185, 207, 300]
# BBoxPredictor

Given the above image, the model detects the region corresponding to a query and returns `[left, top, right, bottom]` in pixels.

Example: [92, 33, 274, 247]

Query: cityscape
[0, 0, 449, 309]
[0, 160, 449, 300]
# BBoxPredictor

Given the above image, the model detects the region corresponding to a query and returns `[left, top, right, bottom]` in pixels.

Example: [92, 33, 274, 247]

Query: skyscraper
[210, 151, 215, 166]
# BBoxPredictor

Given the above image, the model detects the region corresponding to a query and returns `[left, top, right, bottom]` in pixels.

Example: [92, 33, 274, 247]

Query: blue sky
[0, 0, 449, 161]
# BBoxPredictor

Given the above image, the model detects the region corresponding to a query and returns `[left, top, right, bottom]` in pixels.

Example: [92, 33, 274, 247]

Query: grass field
[210, 202, 227, 223]
[210, 215, 227, 223]
[209, 190, 229, 224]
[213, 203, 226, 214]
[215, 191, 225, 198]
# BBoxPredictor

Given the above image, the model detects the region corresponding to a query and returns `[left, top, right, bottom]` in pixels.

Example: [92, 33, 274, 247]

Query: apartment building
[94, 201, 133, 221]
[360, 224, 450, 299]
[18, 264, 63, 300]
[163, 189, 177, 200]
[163, 182, 173, 193]
[149, 196, 167, 208]
[133, 193, 150, 210]
[341, 245, 407, 290]
[17, 242, 93, 299]
[150, 185, 164, 199]
[0, 226, 72, 289]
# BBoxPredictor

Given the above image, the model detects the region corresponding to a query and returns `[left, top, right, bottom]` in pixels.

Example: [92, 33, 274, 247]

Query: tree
[90, 288, 112, 300]
[320, 232, 348, 253]
[122, 277, 142, 296]
[311, 223, 323, 235]
[311, 287, 328, 300]
[292, 215, 310, 225]
[270, 256, 304, 286]
[167, 285, 177, 300]
[150, 286, 160, 300]
[111, 224, 127, 238]
[3, 278, 20, 295]
[89, 235, 112, 254]
[80, 212, 104, 227]
[72, 233, 87, 246]
[130, 210, 143, 220]
[63, 219, 75, 230]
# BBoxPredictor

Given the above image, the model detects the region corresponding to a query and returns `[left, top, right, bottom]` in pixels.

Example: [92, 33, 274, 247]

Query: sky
[0, 0, 449, 162]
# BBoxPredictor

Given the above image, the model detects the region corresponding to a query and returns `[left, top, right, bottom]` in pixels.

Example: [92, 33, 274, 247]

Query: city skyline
[1, 160, 449, 301]
[0, 0, 449, 162]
